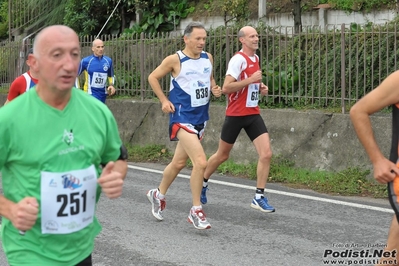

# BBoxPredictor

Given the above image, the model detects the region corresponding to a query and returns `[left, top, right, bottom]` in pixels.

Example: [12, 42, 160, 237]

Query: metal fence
[1, 23, 398, 113]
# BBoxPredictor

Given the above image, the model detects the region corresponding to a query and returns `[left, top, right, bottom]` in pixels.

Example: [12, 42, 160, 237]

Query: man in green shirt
[0, 25, 127, 266]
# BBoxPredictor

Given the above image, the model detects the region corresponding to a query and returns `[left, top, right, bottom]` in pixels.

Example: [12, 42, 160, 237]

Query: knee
[171, 160, 187, 171]
[216, 152, 229, 163]
[259, 150, 272, 162]
[193, 158, 207, 171]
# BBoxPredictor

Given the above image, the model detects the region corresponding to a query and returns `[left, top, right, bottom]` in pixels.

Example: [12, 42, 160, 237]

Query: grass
[126, 143, 173, 164]
[268, 157, 387, 198]
[0, 85, 9, 94]
[126, 144, 388, 199]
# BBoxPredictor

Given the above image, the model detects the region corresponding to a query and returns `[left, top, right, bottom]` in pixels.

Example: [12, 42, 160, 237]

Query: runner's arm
[107, 59, 115, 86]
[0, 195, 15, 220]
[222, 55, 261, 94]
[0, 195, 39, 231]
[98, 144, 128, 199]
[75, 59, 85, 88]
[113, 160, 127, 180]
[107, 76, 115, 86]
[114, 145, 128, 180]
[207, 52, 222, 98]
[350, 70, 399, 183]
[77, 59, 85, 76]
[351, 71, 399, 164]
[148, 54, 178, 104]
[207, 52, 217, 88]
[222, 74, 260, 94]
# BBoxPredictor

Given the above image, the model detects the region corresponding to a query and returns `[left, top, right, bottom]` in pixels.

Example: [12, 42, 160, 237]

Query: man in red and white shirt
[201, 26, 275, 213]
[4, 48, 39, 105]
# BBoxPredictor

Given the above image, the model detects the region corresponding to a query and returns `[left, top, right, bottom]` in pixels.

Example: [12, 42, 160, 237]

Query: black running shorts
[220, 114, 268, 144]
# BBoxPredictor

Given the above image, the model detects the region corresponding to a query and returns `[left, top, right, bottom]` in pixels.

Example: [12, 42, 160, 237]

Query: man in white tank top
[201, 26, 275, 213]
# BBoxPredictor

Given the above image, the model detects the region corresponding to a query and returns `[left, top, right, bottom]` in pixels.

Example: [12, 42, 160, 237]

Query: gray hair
[183, 21, 205, 37]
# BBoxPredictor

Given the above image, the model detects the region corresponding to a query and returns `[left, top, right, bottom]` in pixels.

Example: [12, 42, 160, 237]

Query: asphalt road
[0, 163, 395, 266]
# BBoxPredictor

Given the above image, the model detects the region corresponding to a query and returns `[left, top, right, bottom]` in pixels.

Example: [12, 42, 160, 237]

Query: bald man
[201, 26, 275, 213]
[77, 38, 116, 103]
[0, 25, 127, 266]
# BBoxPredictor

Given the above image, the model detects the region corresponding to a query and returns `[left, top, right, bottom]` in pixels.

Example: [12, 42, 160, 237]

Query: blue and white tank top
[169, 50, 212, 125]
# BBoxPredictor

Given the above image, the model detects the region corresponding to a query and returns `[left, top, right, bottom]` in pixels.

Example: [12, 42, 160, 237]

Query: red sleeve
[7, 76, 26, 101]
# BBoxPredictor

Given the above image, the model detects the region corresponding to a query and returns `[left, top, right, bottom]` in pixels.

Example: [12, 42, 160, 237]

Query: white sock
[158, 191, 165, 200]
[255, 193, 263, 200]
[192, 205, 202, 211]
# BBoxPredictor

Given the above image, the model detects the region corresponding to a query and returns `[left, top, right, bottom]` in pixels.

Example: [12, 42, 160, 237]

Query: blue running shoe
[200, 186, 209, 204]
[250, 196, 275, 213]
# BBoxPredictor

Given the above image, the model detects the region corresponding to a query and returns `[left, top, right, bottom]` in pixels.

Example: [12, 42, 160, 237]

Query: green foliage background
[2, 0, 398, 39]
[1, 0, 398, 110]
[2, 21, 399, 111]
[325, 0, 395, 11]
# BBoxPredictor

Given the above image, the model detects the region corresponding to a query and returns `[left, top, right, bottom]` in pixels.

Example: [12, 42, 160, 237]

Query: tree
[221, 0, 250, 26]
[125, 0, 194, 35]
[22, 0, 66, 35]
[0, 0, 8, 40]
[291, 0, 302, 34]
[12, 0, 135, 37]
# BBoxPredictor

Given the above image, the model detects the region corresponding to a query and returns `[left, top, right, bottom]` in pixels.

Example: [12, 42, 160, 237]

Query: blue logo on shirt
[203, 67, 210, 74]
[61, 174, 82, 190]
[197, 80, 205, 87]
[185, 71, 198, 75]
[49, 179, 57, 187]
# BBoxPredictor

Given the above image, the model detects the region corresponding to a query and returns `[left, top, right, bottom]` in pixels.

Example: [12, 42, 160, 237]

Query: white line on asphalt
[128, 165, 394, 214]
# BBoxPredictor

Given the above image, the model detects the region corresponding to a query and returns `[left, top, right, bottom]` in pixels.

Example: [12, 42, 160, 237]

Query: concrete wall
[178, 9, 397, 34]
[105, 98, 391, 173]
[0, 94, 390, 172]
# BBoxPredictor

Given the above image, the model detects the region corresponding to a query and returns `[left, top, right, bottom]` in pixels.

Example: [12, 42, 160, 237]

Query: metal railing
[1, 24, 398, 113]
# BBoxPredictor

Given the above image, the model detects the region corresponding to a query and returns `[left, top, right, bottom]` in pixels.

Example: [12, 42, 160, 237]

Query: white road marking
[128, 165, 394, 214]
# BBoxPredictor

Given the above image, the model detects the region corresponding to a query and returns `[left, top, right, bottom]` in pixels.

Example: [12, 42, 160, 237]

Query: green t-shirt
[0, 88, 122, 265]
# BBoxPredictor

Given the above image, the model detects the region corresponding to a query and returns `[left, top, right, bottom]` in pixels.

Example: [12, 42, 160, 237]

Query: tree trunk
[291, 0, 302, 34]
[120, 5, 126, 33]
[135, 2, 142, 24]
